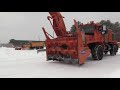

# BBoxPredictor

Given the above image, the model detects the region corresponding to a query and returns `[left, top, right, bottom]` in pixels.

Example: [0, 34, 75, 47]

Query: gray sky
[0, 12, 120, 43]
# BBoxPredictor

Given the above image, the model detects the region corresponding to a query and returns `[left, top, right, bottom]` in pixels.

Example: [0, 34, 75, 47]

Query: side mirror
[102, 25, 107, 34]
[103, 25, 107, 31]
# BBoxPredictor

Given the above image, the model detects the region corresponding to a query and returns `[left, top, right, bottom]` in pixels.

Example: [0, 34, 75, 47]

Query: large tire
[110, 45, 118, 56]
[91, 45, 104, 60]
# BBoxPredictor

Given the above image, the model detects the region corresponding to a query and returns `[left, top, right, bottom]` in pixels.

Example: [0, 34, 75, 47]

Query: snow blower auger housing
[42, 12, 118, 65]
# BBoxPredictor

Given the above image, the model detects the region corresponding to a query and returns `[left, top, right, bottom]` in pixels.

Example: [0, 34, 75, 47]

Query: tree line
[70, 20, 120, 42]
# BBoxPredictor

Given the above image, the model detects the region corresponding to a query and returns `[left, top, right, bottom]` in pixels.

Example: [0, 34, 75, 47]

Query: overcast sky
[0, 12, 120, 43]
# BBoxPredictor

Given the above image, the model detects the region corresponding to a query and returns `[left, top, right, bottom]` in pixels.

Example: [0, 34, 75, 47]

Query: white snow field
[0, 47, 120, 78]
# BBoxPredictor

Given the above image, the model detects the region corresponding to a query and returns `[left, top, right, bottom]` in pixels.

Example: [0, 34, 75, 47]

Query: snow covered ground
[0, 47, 120, 78]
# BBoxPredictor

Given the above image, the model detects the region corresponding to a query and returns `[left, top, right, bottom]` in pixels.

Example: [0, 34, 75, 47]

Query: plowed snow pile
[0, 47, 120, 78]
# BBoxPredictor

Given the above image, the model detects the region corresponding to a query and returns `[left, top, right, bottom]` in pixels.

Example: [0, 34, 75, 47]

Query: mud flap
[74, 20, 91, 65]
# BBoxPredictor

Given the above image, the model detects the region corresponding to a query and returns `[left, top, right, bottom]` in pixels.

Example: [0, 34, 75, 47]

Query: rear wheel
[91, 45, 104, 60]
[110, 45, 118, 56]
